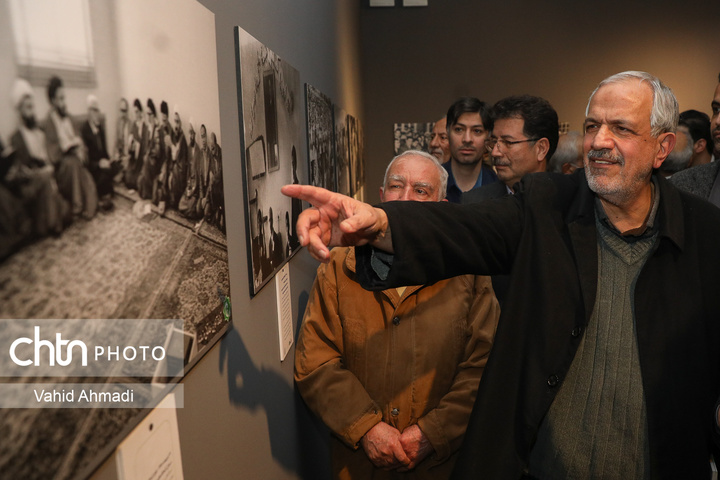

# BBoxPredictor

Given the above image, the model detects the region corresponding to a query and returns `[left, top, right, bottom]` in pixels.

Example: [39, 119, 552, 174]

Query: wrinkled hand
[360, 422, 411, 470]
[397, 424, 433, 471]
[281, 184, 391, 262]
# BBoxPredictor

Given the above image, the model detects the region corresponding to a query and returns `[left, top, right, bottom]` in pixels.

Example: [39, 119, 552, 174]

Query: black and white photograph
[334, 105, 351, 197]
[0, 0, 230, 478]
[235, 26, 304, 296]
[393, 121, 434, 155]
[305, 83, 336, 192]
[347, 114, 365, 200]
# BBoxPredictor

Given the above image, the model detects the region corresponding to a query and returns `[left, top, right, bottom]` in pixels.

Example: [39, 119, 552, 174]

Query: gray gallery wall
[91, 1, 361, 479]
[359, 0, 720, 204]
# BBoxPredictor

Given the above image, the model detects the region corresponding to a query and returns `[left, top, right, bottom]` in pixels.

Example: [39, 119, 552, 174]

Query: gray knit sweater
[528, 215, 658, 480]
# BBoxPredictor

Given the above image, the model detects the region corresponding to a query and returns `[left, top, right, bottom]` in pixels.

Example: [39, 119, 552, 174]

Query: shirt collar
[443, 161, 485, 191]
[594, 176, 660, 241]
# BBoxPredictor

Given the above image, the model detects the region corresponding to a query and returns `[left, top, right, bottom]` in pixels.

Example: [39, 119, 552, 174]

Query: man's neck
[688, 151, 712, 168]
[598, 183, 654, 234]
[450, 158, 483, 192]
[503, 179, 517, 193]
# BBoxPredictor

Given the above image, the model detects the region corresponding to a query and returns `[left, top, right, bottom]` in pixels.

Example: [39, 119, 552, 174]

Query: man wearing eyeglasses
[463, 95, 558, 203]
[462, 95, 558, 303]
[283, 71, 720, 479]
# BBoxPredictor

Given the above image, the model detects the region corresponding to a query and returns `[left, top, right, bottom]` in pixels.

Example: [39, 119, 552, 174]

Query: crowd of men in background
[293, 71, 720, 480]
[0, 75, 225, 260]
[424, 76, 718, 206]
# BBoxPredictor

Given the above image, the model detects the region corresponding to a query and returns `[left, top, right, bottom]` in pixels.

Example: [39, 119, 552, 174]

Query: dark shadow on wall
[217, 289, 331, 479]
[293, 289, 332, 480]
[219, 326, 299, 475]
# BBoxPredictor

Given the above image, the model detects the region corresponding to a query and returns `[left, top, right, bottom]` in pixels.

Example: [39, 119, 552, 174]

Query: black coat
[356, 170, 720, 479]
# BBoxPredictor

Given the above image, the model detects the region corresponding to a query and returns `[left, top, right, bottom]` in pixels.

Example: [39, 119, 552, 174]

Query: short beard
[21, 114, 37, 129]
[662, 143, 693, 173]
[584, 149, 649, 205]
[453, 155, 481, 166]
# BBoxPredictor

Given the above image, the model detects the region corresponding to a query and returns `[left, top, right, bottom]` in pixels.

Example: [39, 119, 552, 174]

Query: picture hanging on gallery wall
[348, 114, 365, 201]
[0, 0, 231, 478]
[305, 83, 336, 192]
[334, 105, 351, 197]
[393, 122, 434, 155]
[235, 26, 304, 296]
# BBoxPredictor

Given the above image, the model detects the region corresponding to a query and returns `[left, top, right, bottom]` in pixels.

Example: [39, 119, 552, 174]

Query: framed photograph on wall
[305, 83, 336, 192]
[347, 114, 365, 201]
[334, 106, 351, 197]
[0, 0, 230, 478]
[393, 122, 434, 155]
[235, 26, 304, 296]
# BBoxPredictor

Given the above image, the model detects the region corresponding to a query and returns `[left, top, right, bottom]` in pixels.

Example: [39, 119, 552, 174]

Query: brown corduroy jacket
[295, 247, 499, 479]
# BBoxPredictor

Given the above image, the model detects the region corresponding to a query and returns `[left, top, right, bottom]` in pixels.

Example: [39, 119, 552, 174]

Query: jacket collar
[345, 247, 423, 304]
[653, 174, 685, 251]
[564, 171, 685, 323]
[565, 170, 684, 251]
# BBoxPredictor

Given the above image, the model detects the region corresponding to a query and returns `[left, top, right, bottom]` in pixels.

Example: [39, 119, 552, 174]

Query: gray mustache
[587, 149, 623, 163]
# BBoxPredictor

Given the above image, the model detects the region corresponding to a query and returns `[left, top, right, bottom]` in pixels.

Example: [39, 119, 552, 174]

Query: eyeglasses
[485, 137, 538, 152]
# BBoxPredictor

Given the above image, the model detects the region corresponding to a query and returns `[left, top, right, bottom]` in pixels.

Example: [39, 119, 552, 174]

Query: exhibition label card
[275, 263, 294, 361]
[116, 392, 184, 480]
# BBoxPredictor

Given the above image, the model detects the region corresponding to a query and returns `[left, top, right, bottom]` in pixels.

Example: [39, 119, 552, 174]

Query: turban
[86, 94, 99, 110]
[11, 78, 33, 109]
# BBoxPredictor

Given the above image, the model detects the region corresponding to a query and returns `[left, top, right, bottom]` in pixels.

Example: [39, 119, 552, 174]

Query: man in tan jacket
[294, 150, 500, 479]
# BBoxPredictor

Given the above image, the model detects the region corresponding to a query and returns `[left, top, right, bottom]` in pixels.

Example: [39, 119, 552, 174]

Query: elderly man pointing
[284, 71, 720, 480]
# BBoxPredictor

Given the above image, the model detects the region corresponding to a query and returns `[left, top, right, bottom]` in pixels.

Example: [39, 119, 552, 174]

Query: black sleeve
[355, 192, 524, 290]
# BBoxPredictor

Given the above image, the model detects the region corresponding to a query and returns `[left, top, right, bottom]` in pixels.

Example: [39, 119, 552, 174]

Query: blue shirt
[442, 161, 499, 203]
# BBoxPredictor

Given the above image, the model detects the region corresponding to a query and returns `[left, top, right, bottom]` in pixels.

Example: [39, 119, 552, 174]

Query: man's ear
[561, 163, 576, 175]
[535, 138, 550, 162]
[379, 187, 384, 202]
[654, 132, 676, 169]
[694, 138, 707, 154]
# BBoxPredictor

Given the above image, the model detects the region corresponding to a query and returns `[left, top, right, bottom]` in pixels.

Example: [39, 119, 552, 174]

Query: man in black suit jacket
[671, 72, 720, 207]
[463, 94, 558, 203]
[81, 95, 120, 209]
[462, 95, 559, 303]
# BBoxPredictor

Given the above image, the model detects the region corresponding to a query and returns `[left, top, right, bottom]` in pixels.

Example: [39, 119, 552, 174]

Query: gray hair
[383, 149, 448, 200]
[548, 131, 583, 173]
[585, 71, 678, 137]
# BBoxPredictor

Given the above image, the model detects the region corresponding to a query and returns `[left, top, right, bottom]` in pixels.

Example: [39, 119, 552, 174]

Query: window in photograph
[8, 0, 96, 87]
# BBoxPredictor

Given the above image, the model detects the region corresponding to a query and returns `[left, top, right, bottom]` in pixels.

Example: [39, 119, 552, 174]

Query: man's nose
[590, 124, 614, 150]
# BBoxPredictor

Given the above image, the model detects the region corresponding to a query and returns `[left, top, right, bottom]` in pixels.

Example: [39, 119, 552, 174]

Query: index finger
[281, 184, 334, 207]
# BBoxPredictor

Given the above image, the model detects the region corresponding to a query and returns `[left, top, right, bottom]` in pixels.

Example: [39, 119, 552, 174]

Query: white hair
[585, 71, 678, 137]
[383, 149, 448, 200]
